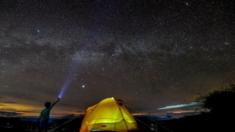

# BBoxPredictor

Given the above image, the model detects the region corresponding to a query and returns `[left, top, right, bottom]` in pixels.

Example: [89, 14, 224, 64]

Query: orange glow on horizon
[0, 102, 83, 117]
[0, 102, 39, 112]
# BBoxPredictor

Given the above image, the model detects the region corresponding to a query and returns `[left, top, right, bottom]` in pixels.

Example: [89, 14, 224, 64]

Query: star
[224, 42, 230, 46]
[36, 29, 40, 33]
[82, 84, 86, 89]
[185, 2, 190, 6]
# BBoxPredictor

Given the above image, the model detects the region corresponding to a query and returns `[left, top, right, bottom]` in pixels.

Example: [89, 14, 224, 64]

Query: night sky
[0, 0, 235, 116]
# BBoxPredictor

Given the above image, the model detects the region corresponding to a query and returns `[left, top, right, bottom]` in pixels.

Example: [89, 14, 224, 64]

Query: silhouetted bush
[203, 84, 235, 115]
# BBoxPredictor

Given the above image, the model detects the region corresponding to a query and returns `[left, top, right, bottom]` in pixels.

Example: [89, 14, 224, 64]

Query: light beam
[57, 54, 80, 99]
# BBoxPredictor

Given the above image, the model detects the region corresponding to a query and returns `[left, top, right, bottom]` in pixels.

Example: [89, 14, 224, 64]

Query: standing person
[39, 98, 60, 132]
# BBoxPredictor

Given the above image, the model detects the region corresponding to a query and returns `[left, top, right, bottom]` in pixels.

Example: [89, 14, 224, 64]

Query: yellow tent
[80, 97, 138, 132]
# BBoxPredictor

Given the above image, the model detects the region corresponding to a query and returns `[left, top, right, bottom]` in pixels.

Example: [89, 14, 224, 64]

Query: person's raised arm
[50, 98, 60, 109]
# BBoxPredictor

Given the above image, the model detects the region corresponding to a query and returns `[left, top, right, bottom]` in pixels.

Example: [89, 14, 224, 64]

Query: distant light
[159, 104, 188, 110]
[82, 84, 86, 89]
[224, 42, 230, 46]
[159, 102, 203, 110]
[185, 2, 189, 6]
[36, 29, 40, 33]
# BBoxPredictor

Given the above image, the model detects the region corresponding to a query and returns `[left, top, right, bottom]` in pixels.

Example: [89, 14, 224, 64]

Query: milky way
[0, 0, 235, 114]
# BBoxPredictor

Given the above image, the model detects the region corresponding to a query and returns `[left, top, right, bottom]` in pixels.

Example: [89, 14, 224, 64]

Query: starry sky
[0, 0, 235, 116]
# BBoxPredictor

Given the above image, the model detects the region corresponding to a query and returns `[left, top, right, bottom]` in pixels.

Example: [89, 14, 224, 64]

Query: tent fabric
[80, 97, 138, 132]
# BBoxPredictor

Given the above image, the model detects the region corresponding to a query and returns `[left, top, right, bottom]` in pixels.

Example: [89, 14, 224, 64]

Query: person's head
[44, 102, 51, 108]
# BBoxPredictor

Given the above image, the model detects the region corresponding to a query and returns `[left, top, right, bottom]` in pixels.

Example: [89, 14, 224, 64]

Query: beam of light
[158, 102, 203, 110]
[57, 54, 80, 99]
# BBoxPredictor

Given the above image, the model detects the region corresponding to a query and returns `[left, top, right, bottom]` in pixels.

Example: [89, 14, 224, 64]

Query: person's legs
[39, 121, 48, 132]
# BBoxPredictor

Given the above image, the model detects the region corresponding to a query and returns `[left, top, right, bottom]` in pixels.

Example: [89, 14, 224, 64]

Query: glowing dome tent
[80, 97, 138, 132]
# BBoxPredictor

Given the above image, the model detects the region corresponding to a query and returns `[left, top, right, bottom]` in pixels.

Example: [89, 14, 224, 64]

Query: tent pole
[117, 101, 129, 132]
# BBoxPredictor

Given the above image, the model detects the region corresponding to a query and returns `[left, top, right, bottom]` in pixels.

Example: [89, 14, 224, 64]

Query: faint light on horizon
[0, 102, 40, 114]
[158, 102, 203, 110]
[0, 102, 83, 117]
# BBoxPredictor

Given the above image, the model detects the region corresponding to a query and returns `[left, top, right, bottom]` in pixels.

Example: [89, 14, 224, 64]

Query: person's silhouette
[39, 98, 60, 132]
